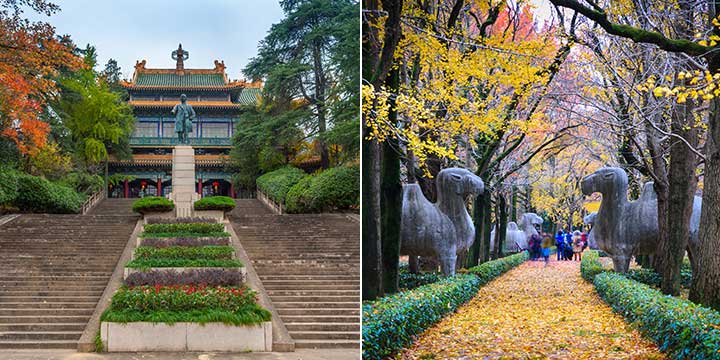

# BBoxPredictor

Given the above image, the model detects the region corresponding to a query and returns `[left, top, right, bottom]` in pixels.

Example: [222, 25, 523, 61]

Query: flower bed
[134, 246, 234, 260]
[101, 219, 271, 352]
[594, 273, 720, 359]
[146, 217, 218, 224]
[138, 236, 230, 248]
[363, 251, 529, 360]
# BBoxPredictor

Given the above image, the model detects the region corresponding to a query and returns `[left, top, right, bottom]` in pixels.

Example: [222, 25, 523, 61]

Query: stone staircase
[89, 198, 136, 216]
[0, 206, 138, 349]
[230, 199, 360, 349]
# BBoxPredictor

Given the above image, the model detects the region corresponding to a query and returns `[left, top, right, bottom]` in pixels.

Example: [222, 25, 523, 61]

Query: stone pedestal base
[168, 145, 198, 218]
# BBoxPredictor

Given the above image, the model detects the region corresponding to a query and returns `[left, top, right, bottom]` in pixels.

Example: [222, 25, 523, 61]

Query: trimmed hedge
[398, 265, 442, 290]
[594, 273, 720, 359]
[138, 231, 230, 238]
[143, 223, 225, 234]
[194, 196, 235, 212]
[15, 174, 83, 213]
[362, 275, 481, 360]
[580, 250, 607, 282]
[362, 251, 529, 360]
[132, 196, 174, 214]
[285, 164, 359, 213]
[134, 246, 234, 260]
[146, 217, 217, 224]
[255, 166, 307, 203]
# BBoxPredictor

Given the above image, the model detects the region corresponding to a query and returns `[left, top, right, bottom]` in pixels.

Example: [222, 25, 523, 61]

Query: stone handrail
[256, 188, 283, 214]
[81, 188, 107, 215]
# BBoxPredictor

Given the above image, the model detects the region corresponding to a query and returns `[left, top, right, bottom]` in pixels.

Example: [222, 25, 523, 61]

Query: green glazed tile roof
[237, 88, 261, 105]
[135, 73, 226, 87]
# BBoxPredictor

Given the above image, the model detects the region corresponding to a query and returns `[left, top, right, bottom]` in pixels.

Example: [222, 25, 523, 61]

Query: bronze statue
[172, 94, 195, 144]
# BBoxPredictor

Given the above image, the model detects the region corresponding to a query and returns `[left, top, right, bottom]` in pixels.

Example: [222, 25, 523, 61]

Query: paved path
[399, 257, 664, 359]
[0, 349, 357, 360]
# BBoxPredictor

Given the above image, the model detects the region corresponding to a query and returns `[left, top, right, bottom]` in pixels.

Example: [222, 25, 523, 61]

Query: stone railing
[256, 189, 283, 214]
[81, 189, 107, 215]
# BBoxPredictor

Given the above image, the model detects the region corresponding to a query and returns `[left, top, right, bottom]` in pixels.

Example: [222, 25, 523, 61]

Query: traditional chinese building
[108, 44, 261, 198]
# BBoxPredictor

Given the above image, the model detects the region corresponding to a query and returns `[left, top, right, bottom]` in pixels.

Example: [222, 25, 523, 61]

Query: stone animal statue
[400, 168, 485, 276]
[490, 213, 543, 253]
[581, 167, 702, 272]
[583, 212, 598, 249]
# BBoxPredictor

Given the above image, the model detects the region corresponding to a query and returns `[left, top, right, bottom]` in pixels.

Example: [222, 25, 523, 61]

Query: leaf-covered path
[398, 257, 664, 359]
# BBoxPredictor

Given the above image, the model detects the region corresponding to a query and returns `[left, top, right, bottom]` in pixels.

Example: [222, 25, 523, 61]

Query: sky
[27, 0, 285, 81]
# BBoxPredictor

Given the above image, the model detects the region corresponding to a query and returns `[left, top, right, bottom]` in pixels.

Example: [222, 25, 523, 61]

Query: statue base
[168, 145, 198, 218]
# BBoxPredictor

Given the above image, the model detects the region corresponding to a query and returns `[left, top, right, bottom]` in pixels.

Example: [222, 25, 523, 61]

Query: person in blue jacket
[555, 230, 565, 261]
[564, 231, 574, 260]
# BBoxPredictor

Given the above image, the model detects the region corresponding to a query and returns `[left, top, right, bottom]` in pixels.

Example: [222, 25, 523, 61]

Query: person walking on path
[564, 231, 574, 260]
[555, 231, 565, 261]
[541, 234, 554, 266]
[572, 230, 584, 261]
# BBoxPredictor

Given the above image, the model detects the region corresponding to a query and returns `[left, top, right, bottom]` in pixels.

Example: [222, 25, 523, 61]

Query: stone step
[0, 291, 102, 297]
[285, 322, 359, 332]
[0, 331, 82, 341]
[269, 295, 359, 303]
[263, 284, 359, 290]
[0, 340, 77, 349]
[0, 316, 89, 324]
[281, 315, 359, 323]
[259, 274, 359, 280]
[294, 339, 360, 349]
[289, 331, 360, 340]
[0, 302, 98, 309]
[0, 323, 87, 332]
[276, 308, 359, 316]
[273, 302, 360, 309]
[0, 296, 99, 303]
[266, 290, 360, 296]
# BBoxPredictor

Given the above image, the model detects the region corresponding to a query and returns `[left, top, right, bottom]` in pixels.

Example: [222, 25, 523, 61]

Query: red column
[197, 178, 202, 197]
[230, 182, 235, 198]
[157, 177, 162, 196]
[124, 179, 129, 198]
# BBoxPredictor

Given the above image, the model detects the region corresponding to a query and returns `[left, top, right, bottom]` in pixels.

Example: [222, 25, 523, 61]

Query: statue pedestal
[169, 145, 198, 218]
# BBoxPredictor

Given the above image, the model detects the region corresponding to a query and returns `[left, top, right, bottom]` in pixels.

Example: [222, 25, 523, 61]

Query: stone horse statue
[581, 167, 702, 272]
[583, 212, 598, 249]
[400, 168, 485, 276]
[490, 213, 543, 253]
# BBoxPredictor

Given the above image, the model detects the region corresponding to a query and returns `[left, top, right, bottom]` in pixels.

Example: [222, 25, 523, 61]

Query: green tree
[53, 45, 134, 166]
[244, 0, 359, 169]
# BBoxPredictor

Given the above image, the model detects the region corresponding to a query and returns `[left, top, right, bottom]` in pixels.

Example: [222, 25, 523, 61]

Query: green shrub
[144, 223, 224, 234]
[285, 164, 359, 213]
[125, 258, 243, 269]
[15, 174, 83, 213]
[0, 168, 19, 206]
[398, 269, 443, 290]
[363, 251, 528, 360]
[626, 267, 693, 289]
[467, 250, 529, 284]
[362, 275, 481, 360]
[580, 250, 607, 282]
[132, 196, 174, 214]
[255, 166, 307, 203]
[594, 273, 720, 359]
[101, 285, 271, 325]
[138, 231, 230, 238]
[134, 246, 234, 260]
[194, 196, 235, 212]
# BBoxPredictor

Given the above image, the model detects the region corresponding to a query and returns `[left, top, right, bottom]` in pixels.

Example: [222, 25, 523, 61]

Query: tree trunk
[312, 39, 329, 169]
[469, 193, 487, 267]
[690, 95, 720, 309]
[362, 136, 382, 300]
[496, 193, 507, 258]
[380, 68, 402, 295]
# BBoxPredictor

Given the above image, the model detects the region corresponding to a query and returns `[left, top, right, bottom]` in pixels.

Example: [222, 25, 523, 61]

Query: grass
[125, 258, 243, 269]
[138, 231, 231, 238]
[134, 246, 234, 260]
[100, 306, 271, 326]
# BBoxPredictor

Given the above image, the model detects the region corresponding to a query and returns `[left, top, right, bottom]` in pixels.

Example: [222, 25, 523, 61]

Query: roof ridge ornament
[171, 43, 189, 75]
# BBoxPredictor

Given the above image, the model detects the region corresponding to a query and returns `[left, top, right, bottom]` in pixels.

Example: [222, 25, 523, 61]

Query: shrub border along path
[581, 250, 720, 359]
[361, 251, 529, 360]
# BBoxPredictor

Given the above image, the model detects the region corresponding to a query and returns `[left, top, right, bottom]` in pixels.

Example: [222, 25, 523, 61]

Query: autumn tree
[0, 0, 82, 159]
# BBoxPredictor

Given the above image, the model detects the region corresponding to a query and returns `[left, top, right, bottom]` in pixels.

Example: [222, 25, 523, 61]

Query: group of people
[527, 229, 587, 265]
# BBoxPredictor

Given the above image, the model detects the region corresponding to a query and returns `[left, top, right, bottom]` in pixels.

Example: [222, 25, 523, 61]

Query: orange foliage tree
[0, 0, 83, 156]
